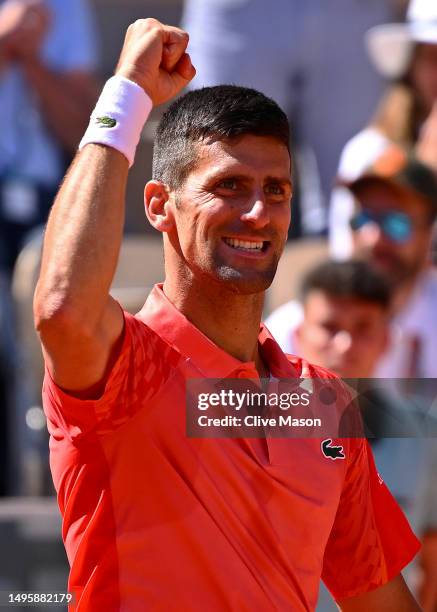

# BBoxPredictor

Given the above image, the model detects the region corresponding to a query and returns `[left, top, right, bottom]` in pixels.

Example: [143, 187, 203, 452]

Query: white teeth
[224, 238, 264, 251]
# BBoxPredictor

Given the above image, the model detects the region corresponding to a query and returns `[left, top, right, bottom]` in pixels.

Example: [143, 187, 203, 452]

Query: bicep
[337, 574, 420, 612]
[322, 439, 420, 600]
[41, 296, 124, 395]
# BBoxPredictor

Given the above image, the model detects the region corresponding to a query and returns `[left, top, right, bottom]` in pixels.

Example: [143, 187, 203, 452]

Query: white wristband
[79, 75, 153, 167]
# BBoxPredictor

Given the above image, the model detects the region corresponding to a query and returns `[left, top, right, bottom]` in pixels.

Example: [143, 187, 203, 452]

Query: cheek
[175, 209, 222, 264]
[412, 230, 432, 256]
[396, 237, 426, 264]
[304, 327, 330, 352]
[174, 197, 208, 242]
[357, 332, 386, 357]
[351, 232, 366, 253]
[415, 63, 437, 91]
[274, 203, 292, 233]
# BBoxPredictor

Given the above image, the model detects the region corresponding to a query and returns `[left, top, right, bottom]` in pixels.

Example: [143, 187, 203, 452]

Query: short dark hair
[300, 259, 391, 309]
[153, 85, 290, 190]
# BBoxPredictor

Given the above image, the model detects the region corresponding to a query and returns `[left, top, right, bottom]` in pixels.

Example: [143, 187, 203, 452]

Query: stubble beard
[211, 255, 280, 295]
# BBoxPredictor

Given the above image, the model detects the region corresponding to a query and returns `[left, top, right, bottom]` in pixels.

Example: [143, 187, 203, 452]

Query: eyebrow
[264, 175, 293, 188]
[204, 171, 293, 189]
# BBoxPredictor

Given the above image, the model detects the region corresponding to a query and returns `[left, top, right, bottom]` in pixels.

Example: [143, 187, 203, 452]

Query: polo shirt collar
[137, 284, 299, 379]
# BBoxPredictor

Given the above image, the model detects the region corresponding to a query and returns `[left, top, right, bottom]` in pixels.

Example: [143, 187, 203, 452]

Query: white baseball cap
[365, 0, 437, 79]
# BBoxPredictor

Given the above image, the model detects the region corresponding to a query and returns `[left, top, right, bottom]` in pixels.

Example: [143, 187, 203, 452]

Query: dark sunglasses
[350, 210, 413, 243]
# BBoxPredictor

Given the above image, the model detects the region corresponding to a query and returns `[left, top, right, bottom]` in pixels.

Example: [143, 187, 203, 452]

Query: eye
[217, 178, 238, 190]
[322, 323, 340, 337]
[265, 183, 285, 196]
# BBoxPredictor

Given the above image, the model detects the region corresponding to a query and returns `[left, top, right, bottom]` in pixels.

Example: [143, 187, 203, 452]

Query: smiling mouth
[223, 237, 268, 252]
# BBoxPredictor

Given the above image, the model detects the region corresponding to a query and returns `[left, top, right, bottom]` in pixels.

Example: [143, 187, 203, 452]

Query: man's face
[351, 181, 433, 288]
[167, 134, 292, 294]
[296, 291, 388, 378]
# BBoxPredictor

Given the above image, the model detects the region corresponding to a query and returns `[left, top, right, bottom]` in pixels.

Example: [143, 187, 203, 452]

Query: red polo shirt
[42, 284, 419, 611]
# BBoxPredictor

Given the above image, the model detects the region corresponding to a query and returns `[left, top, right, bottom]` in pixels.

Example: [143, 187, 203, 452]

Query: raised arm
[33, 18, 195, 394]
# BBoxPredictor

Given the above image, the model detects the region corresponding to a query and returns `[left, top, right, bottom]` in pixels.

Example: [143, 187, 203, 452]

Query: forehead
[304, 291, 386, 321]
[415, 42, 437, 62]
[186, 134, 291, 181]
[352, 180, 429, 218]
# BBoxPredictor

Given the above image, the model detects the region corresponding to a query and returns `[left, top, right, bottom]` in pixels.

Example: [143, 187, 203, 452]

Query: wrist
[115, 66, 154, 101]
[79, 75, 153, 167]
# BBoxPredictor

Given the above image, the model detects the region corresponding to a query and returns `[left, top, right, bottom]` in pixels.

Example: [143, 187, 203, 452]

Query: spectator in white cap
[266, 145, 437, 379]
[329, 0, 437, 259]
[182, 0, 403, 238]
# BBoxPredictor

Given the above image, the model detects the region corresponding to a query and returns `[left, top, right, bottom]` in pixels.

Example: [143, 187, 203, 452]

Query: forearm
[34, 144, 129, 333]
[0, 36, 11, 73]
[22, 58, 98, 152]
[34, 18, 194, 386]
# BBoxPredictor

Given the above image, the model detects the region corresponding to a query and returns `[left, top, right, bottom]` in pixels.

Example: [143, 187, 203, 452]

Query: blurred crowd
[0, 0, 437, 609]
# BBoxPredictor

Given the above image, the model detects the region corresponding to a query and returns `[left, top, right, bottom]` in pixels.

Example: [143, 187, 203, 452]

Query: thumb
[160, 28, 189, 73]
[173, 52, 196, 82]
[166, 53, 196, 95]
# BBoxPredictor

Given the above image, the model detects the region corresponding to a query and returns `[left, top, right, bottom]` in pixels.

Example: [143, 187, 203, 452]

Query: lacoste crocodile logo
[321, 439, 345, 460]
[95, 116, 117, 128]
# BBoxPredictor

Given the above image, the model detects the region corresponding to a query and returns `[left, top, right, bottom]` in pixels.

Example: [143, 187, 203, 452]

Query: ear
[144, 180, 175, 232]
[295, 321, 303, 340]
[294, 321, 305, 351]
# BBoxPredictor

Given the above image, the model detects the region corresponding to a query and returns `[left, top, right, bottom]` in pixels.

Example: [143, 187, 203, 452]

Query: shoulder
[421, 268, 437, 299]
[264, 300, 302, 337]
[42, 309, 180, 438]
[126, 311, 181, 367]
[43, 0, 97, 71]
[265, 299, 302, 327]
[46, 0, 94, 20]
[397, 268, 437, 328]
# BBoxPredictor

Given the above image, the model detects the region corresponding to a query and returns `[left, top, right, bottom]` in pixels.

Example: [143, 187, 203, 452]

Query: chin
[215, 266, 276, 295]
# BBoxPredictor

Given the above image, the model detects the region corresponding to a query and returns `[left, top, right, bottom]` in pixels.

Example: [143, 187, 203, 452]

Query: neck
[390, 269, 426, 315]
[163, 275, 268, 376]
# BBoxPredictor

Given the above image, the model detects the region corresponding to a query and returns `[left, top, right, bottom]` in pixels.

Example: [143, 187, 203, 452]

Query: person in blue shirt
[0, 0, 99, 494]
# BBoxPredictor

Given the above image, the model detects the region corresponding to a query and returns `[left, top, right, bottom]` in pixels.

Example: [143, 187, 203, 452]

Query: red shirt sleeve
[322, 438, 421, 601]
[42, 310, 178, 440]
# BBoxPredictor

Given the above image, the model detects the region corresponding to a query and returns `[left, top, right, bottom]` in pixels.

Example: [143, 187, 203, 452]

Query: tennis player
[34, 18, 421, 611]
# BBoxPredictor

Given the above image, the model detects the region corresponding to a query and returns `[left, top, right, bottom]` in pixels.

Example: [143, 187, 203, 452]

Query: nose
[240, 193, 270, 229]
[333, 330, 353, 355]
[358, 221, 384, 248]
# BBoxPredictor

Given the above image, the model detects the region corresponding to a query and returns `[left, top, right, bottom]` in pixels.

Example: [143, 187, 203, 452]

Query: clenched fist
[0, 0, 50, 62]
[115, 18, 196, 106]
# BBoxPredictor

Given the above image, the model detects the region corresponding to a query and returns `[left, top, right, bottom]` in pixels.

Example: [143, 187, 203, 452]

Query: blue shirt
[0, 0, 97, 187]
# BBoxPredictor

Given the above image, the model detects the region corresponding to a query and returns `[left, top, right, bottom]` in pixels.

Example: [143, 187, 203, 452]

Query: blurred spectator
[291, 258, 428, 502]
[0, 0, 99, 272]
[416, 441, 437, 611]
[182, 0, 402, 237]
[295, 259, 390, 379]
[266, 146, 437, 379]
[267, 147, 437, 607]
[0, 273, 14, 495]
[287, 258, 432, 610]
[0, 0, 99, 494]
[330, 0, 437, 258]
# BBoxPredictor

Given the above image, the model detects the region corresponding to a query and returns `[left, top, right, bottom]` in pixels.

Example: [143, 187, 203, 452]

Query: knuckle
[144, 17, 161, 29]
[128, 17, 159, 30]
[170, 27, 188, 39]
